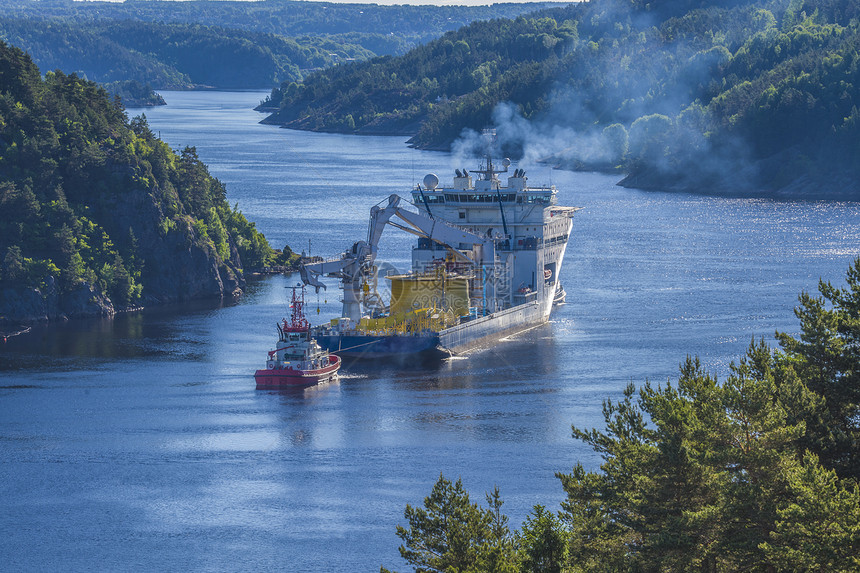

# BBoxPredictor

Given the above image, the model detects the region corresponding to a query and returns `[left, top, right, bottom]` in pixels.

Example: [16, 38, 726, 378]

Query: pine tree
[382, 474, 516, 573]
[776, 257, 860, 479]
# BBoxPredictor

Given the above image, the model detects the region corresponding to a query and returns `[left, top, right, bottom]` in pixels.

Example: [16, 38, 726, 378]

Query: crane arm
[366, 194, 489, 264]
[367, 195, 403, 259]
[300, 240, 368, 292]
[299, 194, 496, 318]
[392, 207, 486, 249]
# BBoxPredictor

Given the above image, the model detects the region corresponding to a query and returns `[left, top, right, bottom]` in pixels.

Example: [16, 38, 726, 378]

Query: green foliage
[628, 114, 674, 163]
[776, 256, 860, 478]
[0, 0, 558, 57]
[261, 0, 860, 194]
[601, 123, 628, 166]
[0, 16, 374, 90]
[518, 505, 568, 573]
[761, 454, 860, 571]
[383, 474, 517, 573]
[103, 80, 165, 107]
[267, 14, 577, 140]
[0, 41, 278, 309]
[2, 246, 24, 283]
[554, 340, 860, 571]
[387, 260, 860, 572]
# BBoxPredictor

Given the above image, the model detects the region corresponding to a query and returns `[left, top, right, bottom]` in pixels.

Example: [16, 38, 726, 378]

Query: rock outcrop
[0, 280, 113, 324]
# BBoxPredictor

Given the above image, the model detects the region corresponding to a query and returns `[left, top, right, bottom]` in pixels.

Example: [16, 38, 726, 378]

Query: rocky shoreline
[0, 260, 309, 337]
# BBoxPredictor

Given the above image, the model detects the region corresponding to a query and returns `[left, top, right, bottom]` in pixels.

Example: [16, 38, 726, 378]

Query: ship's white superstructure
[410, 155, 578, 320]
[300, 136, 579, 357]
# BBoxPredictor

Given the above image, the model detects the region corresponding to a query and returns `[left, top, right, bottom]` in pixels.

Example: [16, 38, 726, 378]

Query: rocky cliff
[0, 42, 273, 328]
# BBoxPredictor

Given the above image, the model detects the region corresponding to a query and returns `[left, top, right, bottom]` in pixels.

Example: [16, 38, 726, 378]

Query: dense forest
[0, 42, 291, 324]
[383, 259, 860, 572]
[0, 0, 565, 56]
[0, 0, 562, 106]
[267, 0, 860, 197]
[0, 16, 375, 90]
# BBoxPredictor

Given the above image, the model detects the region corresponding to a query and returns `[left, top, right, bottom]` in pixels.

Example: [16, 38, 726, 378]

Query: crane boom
[300, 194, 494, 322]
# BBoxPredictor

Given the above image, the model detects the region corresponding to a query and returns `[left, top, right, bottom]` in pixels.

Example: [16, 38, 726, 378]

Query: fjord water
[3, 91, 860, 571]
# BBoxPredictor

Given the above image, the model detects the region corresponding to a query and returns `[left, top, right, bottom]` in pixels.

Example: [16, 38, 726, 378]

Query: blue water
[3, 91, 860, 571]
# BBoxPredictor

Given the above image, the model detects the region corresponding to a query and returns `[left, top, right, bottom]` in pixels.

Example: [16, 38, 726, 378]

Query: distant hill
[263, 0, 860, 198]
[0, 16, 375, 90]
[0, 0, 563, 107]
[0, 42, 289, 325]
[0, 0, 568, 56]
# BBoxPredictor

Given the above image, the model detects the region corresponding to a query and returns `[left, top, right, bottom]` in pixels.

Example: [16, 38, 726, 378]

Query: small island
[104, 80, 166, 108]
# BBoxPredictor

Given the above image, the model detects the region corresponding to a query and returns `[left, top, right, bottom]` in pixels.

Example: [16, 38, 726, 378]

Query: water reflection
[4, 91, 860, 572]
[0, 297, 234, 370]
[335, 323, 559, 393]
[257, 376, 342, 401]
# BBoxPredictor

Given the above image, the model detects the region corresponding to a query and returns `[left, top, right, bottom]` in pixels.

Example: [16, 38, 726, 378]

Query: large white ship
[300, 139, 579, 358]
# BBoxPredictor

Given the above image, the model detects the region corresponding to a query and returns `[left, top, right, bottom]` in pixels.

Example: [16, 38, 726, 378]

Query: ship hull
[314, 332, 446, 359]
[314, 295, 552, 359]
[439, 300, 547, 354]
[254, 355, 341, 388]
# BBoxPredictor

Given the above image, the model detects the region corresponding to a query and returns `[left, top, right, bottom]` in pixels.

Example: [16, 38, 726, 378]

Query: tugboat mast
[285, 286, 310, 332]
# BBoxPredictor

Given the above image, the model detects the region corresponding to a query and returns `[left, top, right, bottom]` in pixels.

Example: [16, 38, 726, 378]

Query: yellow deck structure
[355, 307, 458, 335]
[329, 271, 473, 336]
[387, 272, 471, 316]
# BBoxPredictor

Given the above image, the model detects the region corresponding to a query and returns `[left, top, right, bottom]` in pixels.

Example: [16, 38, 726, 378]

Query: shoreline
[253, 121, 860, 201]
[0, 266, 305, 337]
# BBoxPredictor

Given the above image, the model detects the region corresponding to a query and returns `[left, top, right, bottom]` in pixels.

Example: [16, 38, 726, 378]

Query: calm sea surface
[3, 91, 860, 571]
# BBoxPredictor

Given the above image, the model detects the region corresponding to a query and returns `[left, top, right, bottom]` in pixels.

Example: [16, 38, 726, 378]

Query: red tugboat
[254, 286, 341, 388]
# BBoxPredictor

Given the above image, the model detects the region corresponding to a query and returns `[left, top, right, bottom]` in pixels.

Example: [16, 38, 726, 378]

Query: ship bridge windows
[413, 192, 445, 204]
[517, 193, 552, 205]
[443, 193, 516, 203]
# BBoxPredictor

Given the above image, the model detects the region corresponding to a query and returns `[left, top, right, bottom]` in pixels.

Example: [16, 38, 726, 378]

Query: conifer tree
[776, 257, 860, 478]
[382, 474, 516, 573]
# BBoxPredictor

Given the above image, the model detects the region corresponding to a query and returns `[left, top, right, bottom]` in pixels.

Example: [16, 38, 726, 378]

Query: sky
[295, 1, 563, 4]
[76, 0, 566, 6]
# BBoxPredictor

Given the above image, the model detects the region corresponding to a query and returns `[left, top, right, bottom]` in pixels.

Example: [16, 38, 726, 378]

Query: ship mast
[466, 129, 511, 236]
[467, 129, 509, 187]
[285, 286, 310, 332]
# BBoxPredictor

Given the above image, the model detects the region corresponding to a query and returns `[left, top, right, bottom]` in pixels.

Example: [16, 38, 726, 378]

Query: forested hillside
[0, 42, 286, 324]
[0, 17, 374, 90]
[383, 259, 860, 572]
[0, 1, 562, 105]
[0, 0, 566, 56]
[267, 0, 860, 197]
[261, 15, 578, 134]
[103, 80, 167, 108]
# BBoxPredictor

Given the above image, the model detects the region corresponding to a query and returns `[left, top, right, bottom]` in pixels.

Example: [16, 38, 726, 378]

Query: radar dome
[502, 158, 511, 168]
[423, 173, 439, 189]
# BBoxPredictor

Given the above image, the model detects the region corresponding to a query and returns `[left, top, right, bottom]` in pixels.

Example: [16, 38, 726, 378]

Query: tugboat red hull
[254, 355, 341, 388]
